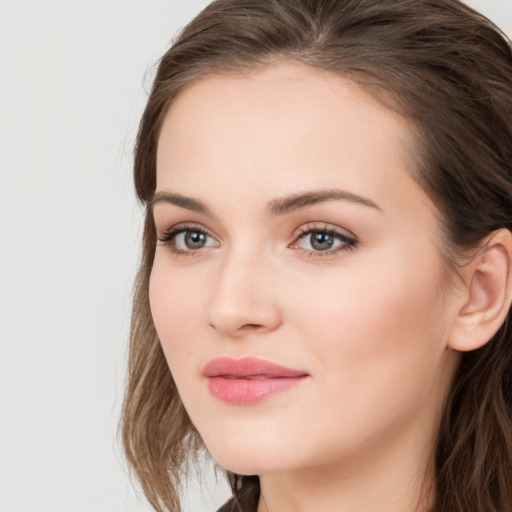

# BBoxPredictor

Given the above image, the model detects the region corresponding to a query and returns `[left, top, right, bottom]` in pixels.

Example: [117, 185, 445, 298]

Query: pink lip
[203, 357, 309, 405]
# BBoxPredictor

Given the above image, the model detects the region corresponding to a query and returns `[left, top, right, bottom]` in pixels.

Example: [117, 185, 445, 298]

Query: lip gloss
[203, 357, 309, 405]
[207, 376, 305, 404]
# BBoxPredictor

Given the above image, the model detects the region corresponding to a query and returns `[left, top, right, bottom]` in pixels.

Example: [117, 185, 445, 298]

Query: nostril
[208, 322, 265, 336]
[240, 323, 264, 331]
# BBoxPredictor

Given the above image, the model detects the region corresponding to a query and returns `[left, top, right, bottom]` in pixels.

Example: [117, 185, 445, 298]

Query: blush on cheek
[149, 265, 202, 372]
[310, 258, 444, 367]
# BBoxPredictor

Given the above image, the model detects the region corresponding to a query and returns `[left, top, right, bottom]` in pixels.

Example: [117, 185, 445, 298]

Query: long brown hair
[121, 1, 512, 511]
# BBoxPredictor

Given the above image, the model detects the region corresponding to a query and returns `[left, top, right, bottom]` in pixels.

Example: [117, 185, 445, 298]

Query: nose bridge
[206, 242, 281, 337]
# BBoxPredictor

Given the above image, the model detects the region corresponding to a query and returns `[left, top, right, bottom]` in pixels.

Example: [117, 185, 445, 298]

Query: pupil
[185, 231, 206, 249]
[311, 232, 334, 251]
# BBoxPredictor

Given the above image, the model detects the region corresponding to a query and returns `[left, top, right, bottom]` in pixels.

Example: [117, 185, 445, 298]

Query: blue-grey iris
[185, 231, 207, 249]
[311, 232, 334, 251]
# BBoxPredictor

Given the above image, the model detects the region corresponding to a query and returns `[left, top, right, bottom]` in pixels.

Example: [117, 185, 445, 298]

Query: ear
[448, 229, 512, 352]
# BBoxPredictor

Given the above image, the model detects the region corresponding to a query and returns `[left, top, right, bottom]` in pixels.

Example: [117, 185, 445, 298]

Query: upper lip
[203, 357, 308, 378]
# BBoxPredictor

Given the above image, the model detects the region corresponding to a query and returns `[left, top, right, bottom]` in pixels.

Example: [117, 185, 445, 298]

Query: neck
[257, 419, 436, 512]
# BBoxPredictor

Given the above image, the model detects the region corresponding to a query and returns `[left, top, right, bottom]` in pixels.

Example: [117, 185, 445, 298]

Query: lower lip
[208, 376, 307, 405]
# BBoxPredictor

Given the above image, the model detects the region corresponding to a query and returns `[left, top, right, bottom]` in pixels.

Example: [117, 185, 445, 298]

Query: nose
[205, 249, 283, 338]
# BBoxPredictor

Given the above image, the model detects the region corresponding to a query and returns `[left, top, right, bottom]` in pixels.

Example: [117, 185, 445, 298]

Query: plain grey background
[1, 1, 511, 511]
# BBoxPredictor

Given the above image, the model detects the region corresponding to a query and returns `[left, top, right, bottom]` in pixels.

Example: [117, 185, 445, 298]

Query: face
[150, 63, 461, 477]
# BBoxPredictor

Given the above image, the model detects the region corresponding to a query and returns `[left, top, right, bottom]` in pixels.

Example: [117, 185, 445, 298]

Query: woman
[121, 1, 512, 511]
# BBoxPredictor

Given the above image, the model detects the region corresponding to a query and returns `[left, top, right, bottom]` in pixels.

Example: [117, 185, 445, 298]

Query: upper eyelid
[157, 220, 355, 235]
[294, 222, 356, 240]
[157, 222, 213, 236]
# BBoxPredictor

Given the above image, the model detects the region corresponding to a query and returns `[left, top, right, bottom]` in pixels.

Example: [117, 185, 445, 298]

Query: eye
[157, 225, 219, 255]
[291, 225, 357, 257]
[177, 231, 209, 250]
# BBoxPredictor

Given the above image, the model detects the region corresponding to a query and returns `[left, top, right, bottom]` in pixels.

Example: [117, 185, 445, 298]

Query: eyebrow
[150, 188, 382, 216]
[150, 192, 211, 215]
[268, 189, 382, 215]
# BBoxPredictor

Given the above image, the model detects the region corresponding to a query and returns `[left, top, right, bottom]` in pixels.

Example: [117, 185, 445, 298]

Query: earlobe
[448, 229, 512, 352]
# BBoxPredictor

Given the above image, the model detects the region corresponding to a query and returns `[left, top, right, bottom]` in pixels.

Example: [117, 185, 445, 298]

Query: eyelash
[292, 224, 358, 257]
[157, 224, 213, 257]
[157, 223, 358, 258]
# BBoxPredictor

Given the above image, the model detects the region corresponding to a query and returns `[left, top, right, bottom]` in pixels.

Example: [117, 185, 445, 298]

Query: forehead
[157, 63, 409, 164]
[155, 62, 432, 220]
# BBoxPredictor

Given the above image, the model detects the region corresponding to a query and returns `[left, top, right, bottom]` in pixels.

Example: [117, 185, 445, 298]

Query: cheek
[149, 261, 203, 367]
[290, 246, 449, 395]
[270, 251, 453, 465]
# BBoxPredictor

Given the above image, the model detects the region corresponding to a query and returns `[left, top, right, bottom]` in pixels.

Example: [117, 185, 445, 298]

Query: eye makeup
[157, 223, 218, 256]
[290, 223, 358, 258]
[156, 221, 358, 259]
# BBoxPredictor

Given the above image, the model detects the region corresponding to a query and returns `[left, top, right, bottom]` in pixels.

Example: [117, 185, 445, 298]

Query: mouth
[223, 375, 277, 380]
[203, 357, 309, 405]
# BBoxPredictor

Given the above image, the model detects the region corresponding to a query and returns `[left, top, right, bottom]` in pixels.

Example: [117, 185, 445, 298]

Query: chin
[210, 451, 285, 476]
[201, 428, 294, 476]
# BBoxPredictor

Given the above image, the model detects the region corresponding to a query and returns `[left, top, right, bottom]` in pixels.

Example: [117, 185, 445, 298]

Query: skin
[150, 63, 464, 512]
